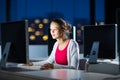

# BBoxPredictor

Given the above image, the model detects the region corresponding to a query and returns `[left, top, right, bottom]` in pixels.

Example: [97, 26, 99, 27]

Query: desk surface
[0, 68, 120, 80]
[18, 69, 120, 80]
[0, 55, 120, 80]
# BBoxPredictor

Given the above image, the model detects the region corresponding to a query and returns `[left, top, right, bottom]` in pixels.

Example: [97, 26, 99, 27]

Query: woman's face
[50, 22, 63, 39]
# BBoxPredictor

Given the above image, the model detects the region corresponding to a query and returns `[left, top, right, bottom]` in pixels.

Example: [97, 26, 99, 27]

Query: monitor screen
[84, 24, 116, 59]
[0, 20, 29, 68]
[116, 8, 120, 55]
[116, 8, 120, 72]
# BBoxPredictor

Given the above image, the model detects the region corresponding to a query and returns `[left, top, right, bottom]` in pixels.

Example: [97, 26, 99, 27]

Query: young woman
[27, 18, 80, 69]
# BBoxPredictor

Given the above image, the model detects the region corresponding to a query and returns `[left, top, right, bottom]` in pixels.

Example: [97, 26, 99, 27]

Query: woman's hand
[40, 63, 54, 70]
[23, 62, 34, 66]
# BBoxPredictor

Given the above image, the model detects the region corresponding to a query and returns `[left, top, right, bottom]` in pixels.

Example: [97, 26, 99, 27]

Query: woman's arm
[32, 42, 58, 66]
[70, 40, 80, 69]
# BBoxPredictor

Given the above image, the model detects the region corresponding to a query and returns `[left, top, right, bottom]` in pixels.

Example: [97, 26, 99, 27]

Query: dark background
[0, 0, 120, 54]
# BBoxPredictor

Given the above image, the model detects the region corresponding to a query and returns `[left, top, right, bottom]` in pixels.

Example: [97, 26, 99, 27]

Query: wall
[0, 0, 6, 22]
[0, 0, 105, 24]
[9, 0, 91, 24]
[29, 45, 48, 59]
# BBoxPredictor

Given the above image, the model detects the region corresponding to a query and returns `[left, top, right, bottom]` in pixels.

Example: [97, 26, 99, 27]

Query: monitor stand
[88, 41, 99, 64]
[0, 42, 12, 69]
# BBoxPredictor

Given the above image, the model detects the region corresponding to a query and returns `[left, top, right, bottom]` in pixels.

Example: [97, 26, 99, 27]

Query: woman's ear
[61, 29, 66, 34]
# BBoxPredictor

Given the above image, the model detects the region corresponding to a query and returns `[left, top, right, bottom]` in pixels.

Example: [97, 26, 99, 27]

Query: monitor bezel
[83, 24, 116, 59]
[0, 20, 29, 68]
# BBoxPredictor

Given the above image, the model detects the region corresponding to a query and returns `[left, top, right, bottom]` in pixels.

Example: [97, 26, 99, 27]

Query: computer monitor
[116, 8, 120, 71]
[84, 24, 116, 62]
[0, 20, 29, 68]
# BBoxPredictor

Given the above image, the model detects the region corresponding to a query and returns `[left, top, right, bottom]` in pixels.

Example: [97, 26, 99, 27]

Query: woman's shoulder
[53, 41, 58, 47]
[69, 39, 78, 44]
[69, 39, 78, 46]
[69, 39, 80, 50]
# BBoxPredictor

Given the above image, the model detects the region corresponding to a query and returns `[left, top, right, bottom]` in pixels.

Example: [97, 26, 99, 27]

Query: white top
[33, 39, 80, 69]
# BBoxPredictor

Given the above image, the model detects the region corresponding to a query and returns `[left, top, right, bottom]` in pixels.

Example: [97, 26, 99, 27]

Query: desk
[86, 62, 120, 75]
[19, 69, 120, 80]
[0, 69, 119, 80]
[0, 69, 55, 80]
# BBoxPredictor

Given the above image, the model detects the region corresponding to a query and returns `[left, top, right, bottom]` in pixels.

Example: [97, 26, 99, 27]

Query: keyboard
[1, 67, 38, 72]
[0, 64, 41, 72]
[17, 64, 41, 70]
